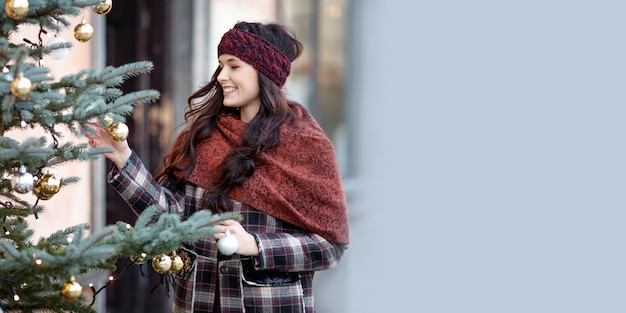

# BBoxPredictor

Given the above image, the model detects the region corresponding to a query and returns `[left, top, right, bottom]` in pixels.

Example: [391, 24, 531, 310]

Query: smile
[223, 87, 236, 95]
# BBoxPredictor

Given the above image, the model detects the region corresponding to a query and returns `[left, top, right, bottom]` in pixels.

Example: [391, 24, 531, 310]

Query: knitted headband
[218, 27, 291, 87]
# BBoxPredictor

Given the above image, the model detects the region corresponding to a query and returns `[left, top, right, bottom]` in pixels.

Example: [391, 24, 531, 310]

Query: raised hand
[85, 123, 133, 169]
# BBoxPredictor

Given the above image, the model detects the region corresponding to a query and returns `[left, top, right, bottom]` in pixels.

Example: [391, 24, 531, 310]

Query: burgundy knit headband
[218, 27, 291, 87]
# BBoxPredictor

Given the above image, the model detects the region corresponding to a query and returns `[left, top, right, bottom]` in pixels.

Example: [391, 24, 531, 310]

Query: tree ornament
[46, 36, 69, 60]
[11, 165, 34, 194]
[33, 173, 61, 200]
[61, 276, 82, 300]
[10, 72, 31, 98]
[3, 68, 13, 82]
[73, 19, 94, 42]
[99, 114, 114, 128]
[4, 0, 29, 20]
[109, 122, 129, 142]
[169, 252, 184, 272]
[129, 252, 147, 264]
[217, 229, 238, 256]
[92, 0, 112, 15]
[152, 254, 172, 273]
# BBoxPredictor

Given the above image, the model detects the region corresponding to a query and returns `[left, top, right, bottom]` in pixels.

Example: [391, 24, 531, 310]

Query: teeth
[223, 87, 236, 92]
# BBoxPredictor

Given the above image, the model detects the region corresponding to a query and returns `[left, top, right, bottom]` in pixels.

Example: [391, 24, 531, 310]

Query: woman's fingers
[85, 125, 108, 148]
[83, 123, 132, 168]
[213, 220, 241, 240]
[212, 220, 259, 256]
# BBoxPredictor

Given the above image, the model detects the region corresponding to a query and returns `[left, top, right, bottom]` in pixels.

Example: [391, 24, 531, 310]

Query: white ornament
[217, 229, 238, 256]
[2, 67, 12, 82]
[11, 165, 34, 194]
[46, 36, 69, 60]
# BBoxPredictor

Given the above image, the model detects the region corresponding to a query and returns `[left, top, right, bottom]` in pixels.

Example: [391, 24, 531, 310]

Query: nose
[217, 68, 229, 82]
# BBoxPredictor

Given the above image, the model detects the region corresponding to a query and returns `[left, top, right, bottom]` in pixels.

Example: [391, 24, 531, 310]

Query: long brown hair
[154, 22, 303, 213]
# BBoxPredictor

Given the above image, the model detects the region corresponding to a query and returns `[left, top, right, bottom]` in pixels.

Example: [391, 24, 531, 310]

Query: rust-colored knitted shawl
[186, 104, 349, 244]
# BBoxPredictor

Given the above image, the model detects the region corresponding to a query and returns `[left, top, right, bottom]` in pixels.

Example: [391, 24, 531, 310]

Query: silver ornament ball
[11, 165, 34, 194]
[217, 229, 238, 256]
[46, 36, 69, 60]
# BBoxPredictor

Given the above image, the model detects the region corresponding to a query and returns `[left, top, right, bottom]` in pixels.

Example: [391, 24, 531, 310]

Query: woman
[87, 22, 349, 312]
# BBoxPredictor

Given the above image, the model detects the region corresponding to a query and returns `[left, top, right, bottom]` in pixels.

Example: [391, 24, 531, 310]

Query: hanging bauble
[10, 72, 31, 98]
[109, 122, 129, 142]
[99, 114, 114, 128]
[33, 173, 61, 200]
[130, 253, 147, 264]
[217, 229, 238, 256]
[3, 66, 13, 82]
[152, 254, 172, 273]
[46, 36, 69, 60]
[61, 276, 82, 300]
[4, 0, 29, 20]
[73, 20, 94, 42]
[11, 165, 34, 194]
[170, 254, 184, 273]
[92, 0, 112, 15]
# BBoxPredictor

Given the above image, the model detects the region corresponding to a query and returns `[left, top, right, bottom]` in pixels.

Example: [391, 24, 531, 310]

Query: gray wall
[344, 1, 626, 312]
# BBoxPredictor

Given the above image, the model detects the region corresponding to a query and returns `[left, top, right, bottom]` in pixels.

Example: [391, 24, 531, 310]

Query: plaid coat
[108, 152, 346, 312]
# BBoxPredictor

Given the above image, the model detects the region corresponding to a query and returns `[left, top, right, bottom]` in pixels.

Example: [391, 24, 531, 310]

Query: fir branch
[0, 217, 35, 246]
[99, 61, 155, 87]
[0, 194, 40, 216]
[0, 3, 237, 312]
[54, 68, 96, 89]
[30, 90, 66, 102]
[45, 141, 104, 166]
[0, 92, 15, 124]
[0, 0, 102, 37]
[3, 290, 97, 313]
[102, 87, 124, 101]
[0, 204, 35, 218]
[0, 239, 34, 266]
[46, 223, 88, 245]
[23, 65, 53, 83]
[112, 206, 241, 257]
[0, 136, 53, 164]
[107, 89, 161, 115]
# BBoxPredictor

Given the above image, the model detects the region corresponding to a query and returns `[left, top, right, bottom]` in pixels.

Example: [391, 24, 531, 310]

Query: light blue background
[344, 1, 626, 312]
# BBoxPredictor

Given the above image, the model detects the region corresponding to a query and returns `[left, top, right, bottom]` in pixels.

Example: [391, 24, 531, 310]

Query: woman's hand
[213, 219, 260, 256]
[84, 123, 132, 169]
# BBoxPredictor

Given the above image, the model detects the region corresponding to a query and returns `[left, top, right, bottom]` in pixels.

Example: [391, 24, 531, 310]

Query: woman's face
[217, 54, 261, 122]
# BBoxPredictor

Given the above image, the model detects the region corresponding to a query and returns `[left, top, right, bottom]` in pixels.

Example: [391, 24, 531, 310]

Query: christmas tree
[0, 1, 236, 312]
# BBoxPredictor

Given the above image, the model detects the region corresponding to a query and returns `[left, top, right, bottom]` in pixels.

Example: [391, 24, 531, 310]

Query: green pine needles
[0, 1, 232, 312]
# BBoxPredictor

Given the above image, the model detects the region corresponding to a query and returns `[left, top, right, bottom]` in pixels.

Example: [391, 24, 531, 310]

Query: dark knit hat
[218, 27, 291, 87]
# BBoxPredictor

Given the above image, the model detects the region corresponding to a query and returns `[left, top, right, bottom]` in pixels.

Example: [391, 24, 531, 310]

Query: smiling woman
[217, 54, 261, 122]
[88, 21, 349, 313]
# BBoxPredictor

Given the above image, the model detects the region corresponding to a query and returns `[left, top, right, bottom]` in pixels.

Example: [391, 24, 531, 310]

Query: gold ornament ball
[93, 0, 112, 14]
[74, 21, 94, 42]
[152, 254, 172, 273]
[5, 0, 29, 19]
[10, 73, 31, 98]
[170, 255, 184, 272]
[109, 122, 129, 141]
[61, 276, 83, 300]
[33, 173, 61, 200]
[130, 253, 147, 264]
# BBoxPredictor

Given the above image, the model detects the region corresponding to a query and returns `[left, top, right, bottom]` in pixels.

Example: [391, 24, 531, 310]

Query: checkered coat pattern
[108, 152, 346, 312]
